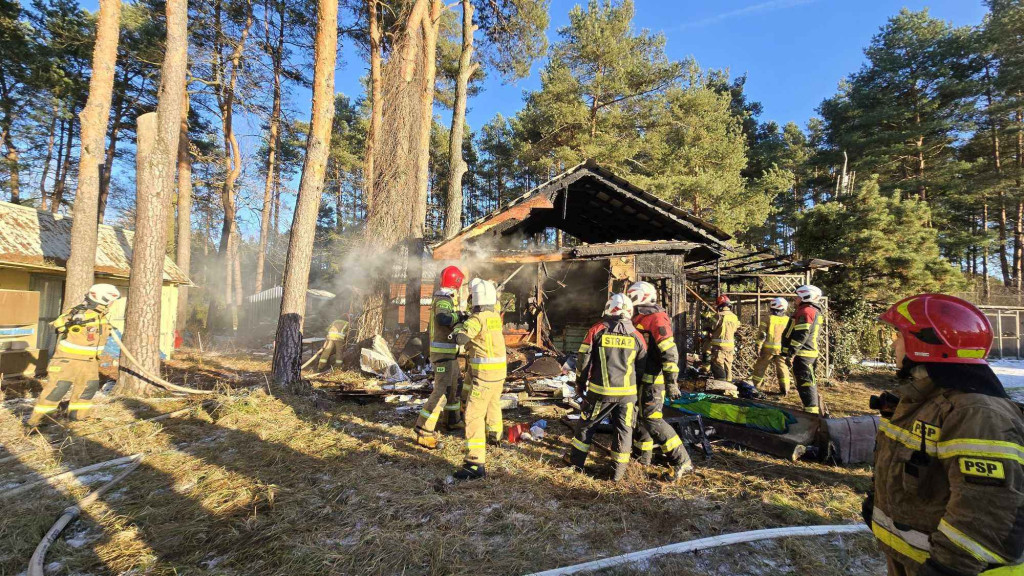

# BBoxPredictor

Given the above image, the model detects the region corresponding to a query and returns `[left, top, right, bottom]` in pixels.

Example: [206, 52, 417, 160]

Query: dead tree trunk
[115, 0, 187, 396]
[38, 109, 58, 205]
[175, 90, 192, 330]
[64, 0, 123, 312]
[255, 0, 284, 294]
[442, 0, 476, 239]
[272, 0, 337, 387]
[51, 114, 76, 213]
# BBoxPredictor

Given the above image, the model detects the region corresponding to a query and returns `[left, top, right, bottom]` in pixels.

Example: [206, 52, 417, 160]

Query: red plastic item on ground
[173, 330, 183, 349]
[507, 423, 529, 444]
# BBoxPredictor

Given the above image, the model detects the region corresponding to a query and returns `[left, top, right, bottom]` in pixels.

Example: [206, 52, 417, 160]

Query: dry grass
[0, 350, 889, 575]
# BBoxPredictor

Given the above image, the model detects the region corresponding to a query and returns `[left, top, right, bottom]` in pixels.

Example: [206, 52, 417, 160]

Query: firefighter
[414, 266, 466, 449]
[749, 297, 792, 395]
[626, 281, 695, 480]
[567, 294, 646, 482]
[866, 294, 1023, 576]
[451, 278, 506, 480]
[316, 317, 350, 372]
[28, 284, 121, 426]
[704, 295, 740, 382]
[782, 285, 824, 414]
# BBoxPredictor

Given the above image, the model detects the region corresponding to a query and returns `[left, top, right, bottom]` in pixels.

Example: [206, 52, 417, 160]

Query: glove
[860, 491, 873, 527]
[666, 381, 682, 401]
[456, 311, 471, 324]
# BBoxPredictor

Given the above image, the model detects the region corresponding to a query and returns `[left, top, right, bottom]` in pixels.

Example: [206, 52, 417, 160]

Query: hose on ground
[109, 331, 213, 395]
[521, 524, 871, 576]
[301, 345, 324, 371]
[27, 455, 142, 576]
[1, 453, 144, 499]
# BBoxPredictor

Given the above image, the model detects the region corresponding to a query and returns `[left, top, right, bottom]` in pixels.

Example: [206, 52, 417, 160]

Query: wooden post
[755, 277, 762, 330]
[997, 312, 1004, 359]
[535, 263, 544, 347]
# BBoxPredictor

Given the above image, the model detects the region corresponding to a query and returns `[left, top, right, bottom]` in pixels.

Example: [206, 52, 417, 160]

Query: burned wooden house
[430, 161, 731, 355]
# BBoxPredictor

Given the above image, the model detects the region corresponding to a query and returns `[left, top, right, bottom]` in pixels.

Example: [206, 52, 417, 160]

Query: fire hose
[26, 455, 143, 576]
[109, 331, 213, 395]
[301, 345, 324, 371]
[1, 453, 144, 500]
[521, 524, 870, 576]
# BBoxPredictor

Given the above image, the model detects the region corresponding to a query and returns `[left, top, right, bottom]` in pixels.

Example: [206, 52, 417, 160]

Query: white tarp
[359, 335, 408, 382]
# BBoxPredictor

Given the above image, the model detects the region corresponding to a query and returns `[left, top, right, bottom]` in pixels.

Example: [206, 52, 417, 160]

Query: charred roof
[432, 161, 730, 263]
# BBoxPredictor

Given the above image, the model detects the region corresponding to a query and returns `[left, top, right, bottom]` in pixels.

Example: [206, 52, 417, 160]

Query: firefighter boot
[453, 462, 486, 481]
[671, 460, 695, 482]
[416, 430, 441, 450]
[612, 462, 629, 483]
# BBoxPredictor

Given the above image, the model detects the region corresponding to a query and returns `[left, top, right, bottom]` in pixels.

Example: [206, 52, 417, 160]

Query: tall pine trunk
[38, 109, 58, 204]
[443, 0, 476, 239]
[272, 0, 337, 387]
[175, 90, 192, 329]
[405, 0, 440, 331]
[115, 0, 187, 396]
[64, 0, 122, 312]
[51, 114, 76, 213]
[255, 0, 284, 294]
[363, 0, 382, 212]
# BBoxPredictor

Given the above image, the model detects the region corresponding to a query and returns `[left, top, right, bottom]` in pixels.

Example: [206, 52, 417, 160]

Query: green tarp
[667, 393, 797, 434]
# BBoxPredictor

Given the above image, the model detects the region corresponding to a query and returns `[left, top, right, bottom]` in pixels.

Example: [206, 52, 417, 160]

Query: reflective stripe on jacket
[54, 308, 110, 360]
[428, 291, 460, 361]
[326, 319, 349, 342]
[759, 313, 789, 353]
[872, 370, 1024, 574]
[633, 305, 679, 382]
[577, 316, 646, 402]
[784, 302, 822, 358]
[456, 309, 506, 383]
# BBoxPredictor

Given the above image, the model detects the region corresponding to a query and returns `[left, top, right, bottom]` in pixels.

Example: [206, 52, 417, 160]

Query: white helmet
[86, 283, 121, 306]
[769, 297, 788, 312]
[795, 285, 822, 304]
[469, 278, 497, 307]
[603, 293, 634, 319]
[626, 281, 657, 307]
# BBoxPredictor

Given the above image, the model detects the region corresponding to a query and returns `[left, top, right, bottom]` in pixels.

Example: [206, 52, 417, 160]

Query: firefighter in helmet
[782, 285, 824, 414]
[626, 281, 694, 481]
[451, 278, 507, 480]
[567, 293, 646, 481]
[414, 265, 466, 449]
[704, 295, 740, 382]
[749, 297, 792, 395]
[316, 316, 351, 372]
[866, 294, 1023, 576]
[28, 284, 121, 426]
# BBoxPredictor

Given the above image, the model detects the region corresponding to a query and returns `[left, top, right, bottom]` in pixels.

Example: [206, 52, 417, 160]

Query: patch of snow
[200, 555, 227, 569]
[45, 561, 63, 574]
[74, 472, 114, 485]
[988, 360, 1024, 401]
[64, 526, 98, 548]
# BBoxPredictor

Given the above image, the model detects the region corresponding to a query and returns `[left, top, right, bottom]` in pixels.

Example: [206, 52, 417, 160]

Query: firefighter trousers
[710, 347, 734, 381]
[793, 355, 820, 414]
[633, 382, 689, 467]
[415, 358, 462, 435]
[569, 398, 634, 480]
[29, 356, 101, 425]
[463, 374, 504, 465]
[316, 340, 343, 371]
[750, 349, 791, 394]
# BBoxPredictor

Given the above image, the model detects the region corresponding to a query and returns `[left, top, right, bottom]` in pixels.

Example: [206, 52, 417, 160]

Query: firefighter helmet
[439, 266, 465, 291]
[603, 293, 634, 319]
[86, 284, 121, 306]
[769, 297, 788, 312]
[716, 295, 732, 308]
[796, 285, 823, 304]
[879, 294, 992, 365]
[469, 278, 497, 307]
[626, 281, 657, 307]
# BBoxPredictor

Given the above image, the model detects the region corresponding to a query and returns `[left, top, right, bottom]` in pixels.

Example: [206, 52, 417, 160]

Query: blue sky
[333, 0, 989, 132]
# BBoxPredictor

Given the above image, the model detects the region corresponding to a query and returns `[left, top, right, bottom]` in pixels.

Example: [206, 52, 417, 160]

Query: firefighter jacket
[53, 306, 111, 360]
[576, 316, 646, 403]
[758, 312, 789, 355]
[871, 369, 1024, 575]
[704, 309, 740, 352]
[783, 302, 822, 359]
[326, 319, 349, 342]
[454, 307, 506, 384]
[428, 289, 461, 362]
[632, 305, 680, 386]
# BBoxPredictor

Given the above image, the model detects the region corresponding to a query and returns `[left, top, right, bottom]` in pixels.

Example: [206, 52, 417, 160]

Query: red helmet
[716, 295, 732, 308]
[879, 294, 992, 365]
[439, 266, 465, 290]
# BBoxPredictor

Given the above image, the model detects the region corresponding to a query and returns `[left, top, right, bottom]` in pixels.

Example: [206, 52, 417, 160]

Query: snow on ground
[990, 359, 1024, 402]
